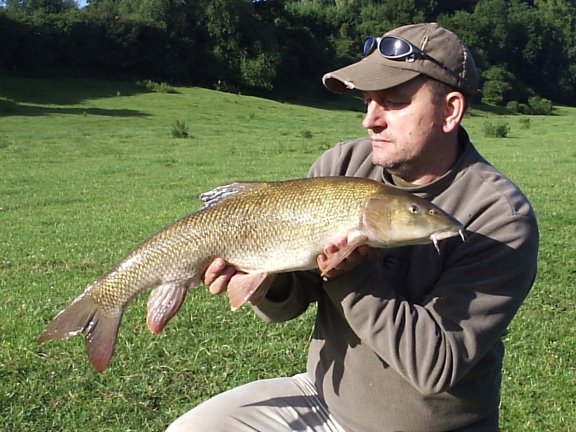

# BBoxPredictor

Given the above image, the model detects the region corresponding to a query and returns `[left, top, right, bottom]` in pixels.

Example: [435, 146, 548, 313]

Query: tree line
[1, 0, 575, 106]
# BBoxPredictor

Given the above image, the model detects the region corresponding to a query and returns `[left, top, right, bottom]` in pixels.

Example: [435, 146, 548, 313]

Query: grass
[1, 75, 574, 431]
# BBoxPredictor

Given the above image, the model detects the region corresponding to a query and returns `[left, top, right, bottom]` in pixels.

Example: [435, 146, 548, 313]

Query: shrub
[171, 120, 189, 138]
[506, 100, 519, 114]
[529, 96, 553, 115]
[240, 52, 280, 90]
[483, 121, 510, 138]
[138, 79, 177, 94]
[481, 66, 515, 105]
[518, 117, 531, 129]
[518, 103, 532, 115]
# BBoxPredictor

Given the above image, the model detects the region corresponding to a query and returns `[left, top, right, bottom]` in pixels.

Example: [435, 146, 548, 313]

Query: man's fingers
[323, 242, 339, 255]
[208, 265, 236, 295]
[204, 257, 237, 296]
[203, 257, 228, 285]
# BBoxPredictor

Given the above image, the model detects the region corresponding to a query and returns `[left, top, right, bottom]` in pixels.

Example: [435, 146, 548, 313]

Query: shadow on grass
[466, 103, 514, 117]
[251, 82, 530, 117]
[0, 75, 149, 106]
[0, 98, 149, 118]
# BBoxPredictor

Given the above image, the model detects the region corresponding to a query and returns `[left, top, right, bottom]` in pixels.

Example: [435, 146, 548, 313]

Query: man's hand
[203, 257, 239, 296]
[203, 258, 275, 308]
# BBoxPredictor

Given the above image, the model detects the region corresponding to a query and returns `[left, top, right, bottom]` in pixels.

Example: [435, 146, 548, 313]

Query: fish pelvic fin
[227, 271, 269, 311]
[146, 281, 189, 334]
[37, 294, 121, 373]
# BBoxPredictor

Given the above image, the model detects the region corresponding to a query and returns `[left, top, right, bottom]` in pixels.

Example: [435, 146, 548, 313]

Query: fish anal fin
[37, 293, 121, 373]
[320, 234, 368, 277]
[198, 182, 265, 208]
[227, 272, 268, 311]
[85, 312, 121, 373]
[146, 281, 189, 334]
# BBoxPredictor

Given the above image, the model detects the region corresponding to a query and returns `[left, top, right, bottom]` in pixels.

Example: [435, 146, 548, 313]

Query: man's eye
[385, 99, 407, 106]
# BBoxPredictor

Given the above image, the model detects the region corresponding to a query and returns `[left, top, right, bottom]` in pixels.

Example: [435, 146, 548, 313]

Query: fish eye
[409, 204, 420, 214]
[429, 209, 437, 215]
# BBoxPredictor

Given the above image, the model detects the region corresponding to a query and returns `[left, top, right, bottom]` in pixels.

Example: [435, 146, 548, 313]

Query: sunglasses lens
[362, 37, 377, 57]
[379, 37, 412, 58]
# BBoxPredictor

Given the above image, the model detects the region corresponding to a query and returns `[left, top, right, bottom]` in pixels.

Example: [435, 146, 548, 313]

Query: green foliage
[483, 120, 510, 138]
[518, 117, 531, 129]
[518, 103, 532, 115]
[138, 79, 177, 94]
[439, 0, 576, 105]
[481, 66, 515, 105]
[171, 120, 189, 138]
[240, 51, 281, 90]
[528, 96, 553, 115]
[506, 100, 519, 114]
[0, 76, 574, 432]
[507, 96, 554, 116]
[2, 0, 576, 102]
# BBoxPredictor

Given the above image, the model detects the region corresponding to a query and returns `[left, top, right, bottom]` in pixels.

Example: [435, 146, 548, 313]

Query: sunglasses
[362, 35, 460, 82]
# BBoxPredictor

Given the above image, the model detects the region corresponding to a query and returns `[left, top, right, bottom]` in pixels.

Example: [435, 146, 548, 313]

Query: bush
[518, 103, 532, 115]
[506, 100, 519, 114]
[138, 80, 177, 94]
[518, 117, 531, 129]
[171, 120, 189, 138]
[240, 52, 280, 90]
[528, 96, 553, 115]
[481, 66, 515, 105]
[483, 121, 510, 138]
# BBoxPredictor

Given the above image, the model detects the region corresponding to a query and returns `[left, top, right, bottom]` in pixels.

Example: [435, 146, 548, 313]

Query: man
[167, 23, 539, 432]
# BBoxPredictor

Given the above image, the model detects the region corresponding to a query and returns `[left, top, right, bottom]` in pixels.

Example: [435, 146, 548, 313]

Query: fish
[37, 176, 465, 372]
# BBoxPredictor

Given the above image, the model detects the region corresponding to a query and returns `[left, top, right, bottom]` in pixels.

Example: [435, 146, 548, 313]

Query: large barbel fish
[38, 176, 464, 372]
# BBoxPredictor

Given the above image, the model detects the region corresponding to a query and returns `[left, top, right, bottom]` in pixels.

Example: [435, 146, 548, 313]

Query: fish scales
[202, 178, 381, 271]
[37, 176, 464, 372]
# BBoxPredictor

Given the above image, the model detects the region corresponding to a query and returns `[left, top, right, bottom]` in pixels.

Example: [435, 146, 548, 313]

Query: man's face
[362, 78, 449, 183]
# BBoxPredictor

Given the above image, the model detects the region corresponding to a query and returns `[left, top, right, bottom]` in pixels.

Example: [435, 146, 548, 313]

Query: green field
[1, 76, 574, 431]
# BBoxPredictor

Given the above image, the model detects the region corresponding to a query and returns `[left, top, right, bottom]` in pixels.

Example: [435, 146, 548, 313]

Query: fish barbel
[38, 176, 464, 372]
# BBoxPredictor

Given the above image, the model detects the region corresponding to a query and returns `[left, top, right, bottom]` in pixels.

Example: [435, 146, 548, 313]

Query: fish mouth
[430, 228, 466, 252]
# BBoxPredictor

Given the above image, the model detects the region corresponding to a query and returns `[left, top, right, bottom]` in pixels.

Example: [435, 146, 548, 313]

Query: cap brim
[323, 56, 421, 94]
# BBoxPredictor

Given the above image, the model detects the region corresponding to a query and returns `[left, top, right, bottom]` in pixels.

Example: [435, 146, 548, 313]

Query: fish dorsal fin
[198, 182, 264, 209]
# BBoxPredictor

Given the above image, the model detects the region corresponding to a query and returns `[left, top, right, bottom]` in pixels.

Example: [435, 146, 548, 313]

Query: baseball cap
[323, 23, 479, 96]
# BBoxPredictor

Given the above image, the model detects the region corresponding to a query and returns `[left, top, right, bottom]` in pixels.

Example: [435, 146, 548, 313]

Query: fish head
[362, 189, 465, 250]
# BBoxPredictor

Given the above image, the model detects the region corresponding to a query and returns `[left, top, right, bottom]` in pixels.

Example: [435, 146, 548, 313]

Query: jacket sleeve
[253, 271, 323, 323]
[321, 207, 539, 395]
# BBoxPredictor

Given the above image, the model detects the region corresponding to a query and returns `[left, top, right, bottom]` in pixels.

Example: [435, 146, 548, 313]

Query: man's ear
[443, 92, 466, 133]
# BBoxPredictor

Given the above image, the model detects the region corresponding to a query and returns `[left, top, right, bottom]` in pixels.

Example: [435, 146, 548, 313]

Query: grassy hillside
[1, 76, 574, 431]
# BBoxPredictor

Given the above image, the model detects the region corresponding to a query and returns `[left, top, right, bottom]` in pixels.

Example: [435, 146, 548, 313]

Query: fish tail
[37, 294, 121, 373]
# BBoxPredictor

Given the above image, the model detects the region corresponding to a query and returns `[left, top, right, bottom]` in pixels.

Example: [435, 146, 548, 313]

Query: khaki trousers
[165, 373, 347, 432]
[165, 373, 499, 432]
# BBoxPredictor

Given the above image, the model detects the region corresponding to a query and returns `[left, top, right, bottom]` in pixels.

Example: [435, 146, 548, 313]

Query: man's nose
[362, 101, 386, 130]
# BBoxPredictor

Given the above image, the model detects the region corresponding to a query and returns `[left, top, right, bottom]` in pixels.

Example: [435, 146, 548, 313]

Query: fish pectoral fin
[320, 234, 368, 277]
[37, 294, 121, 373]
[247, 275, 275, 307]
[226, 271, 269, 311]
[146, 281, 189, 334]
